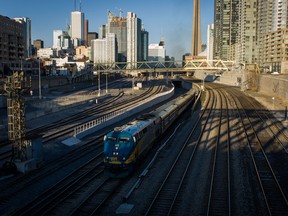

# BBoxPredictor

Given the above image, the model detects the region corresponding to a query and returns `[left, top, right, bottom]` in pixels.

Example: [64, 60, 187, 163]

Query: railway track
[2, 80, 287, 215]
[143, 87, 215, 215]
[206, 89, 231, 215]
[228, 88, 288, 215]
[0, 82, 165, 163]
[0, 81, 167, 215]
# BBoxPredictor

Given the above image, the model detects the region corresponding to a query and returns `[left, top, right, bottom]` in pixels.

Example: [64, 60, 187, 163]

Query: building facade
[108, 12, 128, 62]
[148, 43, 165, 61]
[92, 33, 117, 63]
[236, 0, 257, 65]
[0, 15, 24, 76]
[71, 11, 84, 46]
[13, 17, 32, 58]
[33, 39, 44, 50]
[87, 32, 98, 47]
[214, 0, 240, 61]
[127, 12, 142, 67]
[141, 26, 149, 61]
[257, 0, 288, 73]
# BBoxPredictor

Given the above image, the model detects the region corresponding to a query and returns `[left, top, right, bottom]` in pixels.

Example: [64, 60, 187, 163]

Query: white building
[148, 44, 165, 61]
[71, 11, 84, 46]
[37, 48, 56, 58]
[92, 33, 117, 63]
[206, 24, 214, 61]
[272, 0, 288, 31]
[127, 12, 142, 67]
[53, 30, 64, 49]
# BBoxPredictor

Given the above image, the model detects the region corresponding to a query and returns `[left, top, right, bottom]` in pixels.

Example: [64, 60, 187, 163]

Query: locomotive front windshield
[104, 131, 135, 153]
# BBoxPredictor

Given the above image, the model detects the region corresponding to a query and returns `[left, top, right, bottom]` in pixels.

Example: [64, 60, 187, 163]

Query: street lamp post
[106, 72, 108, 94]
[98, 71, 101, 96]
[38, 58, 42, 99]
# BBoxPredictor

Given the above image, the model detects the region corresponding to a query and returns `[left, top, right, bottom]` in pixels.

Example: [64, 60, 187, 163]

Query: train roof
[113, 113, 156, 136]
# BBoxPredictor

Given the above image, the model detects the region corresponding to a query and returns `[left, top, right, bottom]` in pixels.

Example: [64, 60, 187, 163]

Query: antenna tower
[4, 71, 31, 161]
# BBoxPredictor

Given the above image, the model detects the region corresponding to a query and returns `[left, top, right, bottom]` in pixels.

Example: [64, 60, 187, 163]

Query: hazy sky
[0, 0, 214, 60]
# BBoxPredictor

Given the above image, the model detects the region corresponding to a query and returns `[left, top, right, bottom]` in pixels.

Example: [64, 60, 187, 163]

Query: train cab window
[107, 137, 117, 142]
[119, 137, 130, 142]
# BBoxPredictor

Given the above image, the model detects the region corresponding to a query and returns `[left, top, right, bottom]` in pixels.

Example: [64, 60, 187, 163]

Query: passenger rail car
[103, 89, 196, 177]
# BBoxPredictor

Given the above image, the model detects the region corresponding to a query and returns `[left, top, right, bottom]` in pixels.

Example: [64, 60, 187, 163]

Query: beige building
[257, 0, 288, 73]
[236, 0, 258, 65]
[76, 46, 89, 57]
[259, 28, 288, 73]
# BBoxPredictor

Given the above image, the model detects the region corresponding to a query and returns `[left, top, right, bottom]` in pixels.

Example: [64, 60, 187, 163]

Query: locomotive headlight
[113, 152, 116, 155]
[116, 152, 119, 155]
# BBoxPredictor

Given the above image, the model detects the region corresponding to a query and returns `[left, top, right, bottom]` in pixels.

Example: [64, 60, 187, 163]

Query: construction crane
[4, 71, 31, 163]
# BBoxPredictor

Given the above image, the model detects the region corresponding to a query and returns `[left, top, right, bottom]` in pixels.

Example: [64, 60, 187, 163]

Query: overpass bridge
[92, 59, 235, 75]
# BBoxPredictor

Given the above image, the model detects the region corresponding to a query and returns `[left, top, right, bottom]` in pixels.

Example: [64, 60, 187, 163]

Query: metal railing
[73, 109, 125, 136]
[73, 86, 175, 137]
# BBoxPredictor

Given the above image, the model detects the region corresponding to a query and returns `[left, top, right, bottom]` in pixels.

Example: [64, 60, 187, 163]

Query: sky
[0, 0, 214, 60]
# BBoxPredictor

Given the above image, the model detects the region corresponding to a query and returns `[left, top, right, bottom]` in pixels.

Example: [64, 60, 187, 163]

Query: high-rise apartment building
[191, 0, 202, 56]
[257, 0, 288, 72]
[71, 11, 84, 47]
[214, 0, 239, 61]
[92, 33, 117, 63]
[236, 0, 257, 64]
[127, 12, 142, 66]
[272, 0, 288, 31]
[0, 15, 24, 75]
[13, 17, 32, 57]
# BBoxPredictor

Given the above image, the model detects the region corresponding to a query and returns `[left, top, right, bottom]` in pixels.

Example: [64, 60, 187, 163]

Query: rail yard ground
[0, 77, 287, 215]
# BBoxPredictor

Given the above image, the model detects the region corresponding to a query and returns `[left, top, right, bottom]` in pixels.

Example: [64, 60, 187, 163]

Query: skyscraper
[127, 12, 142, 66]
[71, 11, 84, 46]
[214, 0, 239, 61]
[141, 25, 149, 61]
[191, 0, 201, 56]
[237, 0, 257, 64]
[84, 20, 89, 46]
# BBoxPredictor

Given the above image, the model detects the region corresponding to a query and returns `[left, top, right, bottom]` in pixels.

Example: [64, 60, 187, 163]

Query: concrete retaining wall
[258, 75, 288, 100]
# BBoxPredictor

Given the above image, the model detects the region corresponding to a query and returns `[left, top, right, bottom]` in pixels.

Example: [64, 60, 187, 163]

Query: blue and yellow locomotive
[103, 89, 196, 177]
